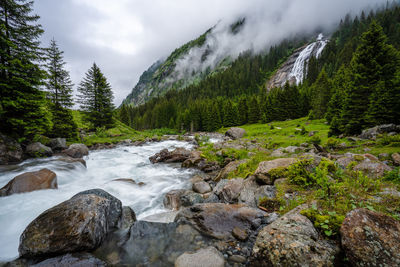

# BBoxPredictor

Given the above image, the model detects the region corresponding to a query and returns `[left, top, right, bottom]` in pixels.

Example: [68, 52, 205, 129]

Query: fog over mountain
[34, 0, 385, 105]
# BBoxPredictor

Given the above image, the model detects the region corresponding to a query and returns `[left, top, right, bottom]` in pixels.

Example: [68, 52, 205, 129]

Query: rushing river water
[0, 140, 197, 261]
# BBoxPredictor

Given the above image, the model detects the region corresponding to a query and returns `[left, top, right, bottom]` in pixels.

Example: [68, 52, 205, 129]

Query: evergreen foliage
[77, 63, 115, 129]
[0, 0, 51, 139]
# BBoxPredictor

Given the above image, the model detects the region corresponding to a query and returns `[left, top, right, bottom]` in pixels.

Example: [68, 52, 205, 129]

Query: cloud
[33, 0, 385, 106]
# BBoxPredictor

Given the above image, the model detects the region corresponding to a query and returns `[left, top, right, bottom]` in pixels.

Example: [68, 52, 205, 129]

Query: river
[0, 140, 197, 261]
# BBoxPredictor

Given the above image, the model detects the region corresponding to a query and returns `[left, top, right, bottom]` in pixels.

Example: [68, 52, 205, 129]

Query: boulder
[31, 253, 107, 267]
[359, 124, 400, 139]
[175, 203, 266, 239]
[218, 178, 244, 203]
[225, 127, 246, 140]
[251, 205, 340, 266]
[175, 247, 225, 267]
[254, 158, 297, 185]
[192, 181, 212, 194]
[392, 152, 400, 166]
[270, 147, 287, 157]
[336, 156, 355, 169]
[182, 151, 203, 168]
[284, 146, 303, 153]
[63, 143, 89, 158]
[164, 189, 185, 210]
[353, 160, 392, 178]
[364, 153, 379, 161]
[149, 147, 191, 164]
[238, 176, 259, 207]
[340, 208, 400, 267]
[254, 185, 276, 206]
[49, 138, 67, 151]
[0, 169, 57, 197]
[26, 142, 53, 157]
[0, 133, 23, 164]
[19, 189, 122, 258]
[214, 160, 246, 182]
[180, 190, 204, 207]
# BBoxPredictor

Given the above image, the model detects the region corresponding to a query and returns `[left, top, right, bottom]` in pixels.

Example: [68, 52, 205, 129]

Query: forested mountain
[119, 3, 400, 136]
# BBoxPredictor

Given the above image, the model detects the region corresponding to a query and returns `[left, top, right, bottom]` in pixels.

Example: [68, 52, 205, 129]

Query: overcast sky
[33, 0, 385, 106]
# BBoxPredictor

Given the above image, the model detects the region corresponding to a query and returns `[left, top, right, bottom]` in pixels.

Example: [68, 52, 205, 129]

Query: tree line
[0, 0, 115, 142]
[119, 3, 400, 136]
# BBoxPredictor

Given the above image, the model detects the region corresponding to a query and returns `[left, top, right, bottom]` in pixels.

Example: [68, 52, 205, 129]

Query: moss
[301, 208, 345, 238]
[268, 166, 288, 181]
[353, 154, 365, 162]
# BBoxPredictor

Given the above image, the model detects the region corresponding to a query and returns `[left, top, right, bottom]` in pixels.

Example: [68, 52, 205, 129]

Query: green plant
[384, 167, 400, 183]
[301, 207, 345, 238]
[95, 126, 108, 138]
[326, 138, 340, 149]
[309, 135, 322, 145]
[287, 158, 315, 187]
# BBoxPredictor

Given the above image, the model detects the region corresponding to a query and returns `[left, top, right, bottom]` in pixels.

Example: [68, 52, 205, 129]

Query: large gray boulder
[175, 203, 267, 240]
[214, 160, 246, 182]
[218, 178, 244, 203]
[62, 143, 89, 158]
[0, 169, 57, 197]
[251, 205, 340, 266]
[175, 247, 225, 267]
[26, 142, 53, 157]
[0, 133, 23, 164]
[225, 127, 246, 140]
[353, 160, 392, 178]
[149, 147, 191, 164]
[340, 208, 400, 267]
[19, 189, 123, 258]
[359, 124, 400, 139]
[49, 138, 67, 151]
[254, 158, 297, 185]
[31, 253, 107, 267]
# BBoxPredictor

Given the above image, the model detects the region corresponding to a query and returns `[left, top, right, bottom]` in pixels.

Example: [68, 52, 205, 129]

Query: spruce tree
[339, 21, 399, 134]
[0, 0, 51, 138]
[77, 63, 115, 128]
[119, 104, 130, 126]
[44, 38, 77, 138]
[237, 96, 248, 125]
[310, 68, 332, 119]
[248, 96, 260, 124]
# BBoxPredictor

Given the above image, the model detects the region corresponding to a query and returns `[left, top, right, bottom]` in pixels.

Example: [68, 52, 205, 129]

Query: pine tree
[45, 39, 74, 108]
[248, 96, 260, 123]
[119, 104, 130, 126]
[340, 21, 400, 134]
[77, 63, 115, 128]
[0, 0, 51, 138]
[237, 96, 248, 125]
[310, 68, 332, 119]
[326, 65, 349, 124]
[44, 38, 77, 138]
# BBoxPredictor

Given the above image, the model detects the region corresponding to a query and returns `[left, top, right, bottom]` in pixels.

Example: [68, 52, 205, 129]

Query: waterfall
[289, 33, 327, 85]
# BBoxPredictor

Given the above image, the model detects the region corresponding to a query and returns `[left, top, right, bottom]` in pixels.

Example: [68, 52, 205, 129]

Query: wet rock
[175, 203, 266, 239]
[392, 152, 400, 166]
[190, 175, 205, 184]
[164, 189, 185, 210]
[219, 178, 244, 203]
[96, 221, 207, 266]
[225, 127, 246, 140]
[121, 206, 136, 229]
[19, 189, 122, 258]
[0, 133, 23, 164]
[49, 138, 67, 151]
[353, 160, 392, 178]
[57, 157, 87, 167]
[340, 208, 400, 267]
[149, 147, 191, 164]
[63, 143, 89, 158]
[32, 253, 107, 267]
[359, 124, 400, 139]
[175, 247, 225, 267]
[193, 181, 212, 194]
[214, 160, 246, 182]
[26, 142, 53, 157]
[254, 158, 297, 185]
[251, 205, 340, 266]
[111, 178, 136, 185]
[0, 169, 57, 197]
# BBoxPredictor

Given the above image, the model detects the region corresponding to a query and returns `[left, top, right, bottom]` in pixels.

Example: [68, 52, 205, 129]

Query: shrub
[309, 135, 322, 145]
[383, 167, 400, 183]
[301, 207, 345, 238]
[326, 138, 340, 149]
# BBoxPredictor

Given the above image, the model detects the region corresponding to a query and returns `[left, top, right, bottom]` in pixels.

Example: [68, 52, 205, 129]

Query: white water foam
[0, 140, 196, 261]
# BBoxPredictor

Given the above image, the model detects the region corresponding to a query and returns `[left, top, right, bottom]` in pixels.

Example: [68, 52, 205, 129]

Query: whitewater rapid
[0, 140, 197, 261]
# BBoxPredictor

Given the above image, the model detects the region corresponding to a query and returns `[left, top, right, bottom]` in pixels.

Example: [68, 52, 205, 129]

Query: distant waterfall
[289, 33, 328, 85]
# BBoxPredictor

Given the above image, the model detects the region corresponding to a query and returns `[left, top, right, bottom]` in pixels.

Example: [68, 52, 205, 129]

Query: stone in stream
[25, 142, 53, 158]
[250, 205, 340, 266]
[340, 208, 400, 267]
[149, 147, 191, 164]
[120, 206, 136, 229]
[19, 189, 123, 258]
[62, 143, 89, 158]
[111, 178, 137, 185]
[192, 181, 212, 194]
[32, 253, 107, 267]
[0, 133, 23, 164]
[0, 168, 57, 197]
[56, 156, 87, 167]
